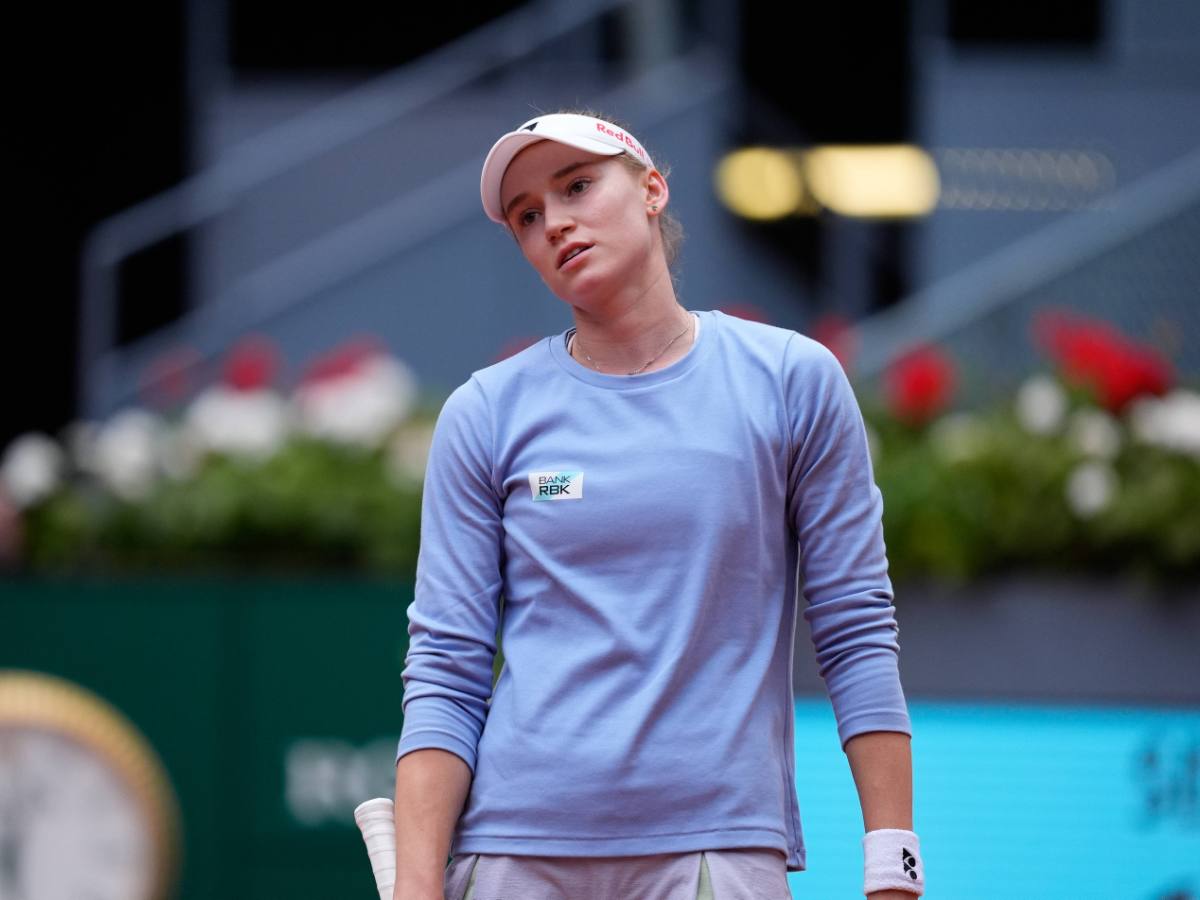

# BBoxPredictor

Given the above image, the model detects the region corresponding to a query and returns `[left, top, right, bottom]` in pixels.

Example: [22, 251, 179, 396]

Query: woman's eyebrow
[503, 160, 594, 220]
[551, 160, 592, 181]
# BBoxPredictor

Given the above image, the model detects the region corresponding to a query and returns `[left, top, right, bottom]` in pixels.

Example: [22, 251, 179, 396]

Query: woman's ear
[645, 168, 669, 216]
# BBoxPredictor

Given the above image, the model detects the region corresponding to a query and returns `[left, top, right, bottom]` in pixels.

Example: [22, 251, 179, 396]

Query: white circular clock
[0, 670, 180, 900]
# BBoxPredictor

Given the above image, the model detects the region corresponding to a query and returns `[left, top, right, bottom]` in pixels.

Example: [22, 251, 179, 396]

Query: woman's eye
[568, 178, 590, 195]
[519, 210, 538, 226]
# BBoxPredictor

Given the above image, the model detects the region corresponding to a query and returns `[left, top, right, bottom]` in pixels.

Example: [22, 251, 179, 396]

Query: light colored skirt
[443, 848, 791, 900]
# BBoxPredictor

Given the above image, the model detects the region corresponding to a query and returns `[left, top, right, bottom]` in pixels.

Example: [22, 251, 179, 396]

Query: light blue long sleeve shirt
[396, 309, 911, 871]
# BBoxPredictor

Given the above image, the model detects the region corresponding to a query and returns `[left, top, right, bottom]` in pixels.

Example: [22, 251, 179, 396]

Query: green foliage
[866, 402, 1200, 585]
[24, 438, 422, 578]
[17, 384, 1200, 586]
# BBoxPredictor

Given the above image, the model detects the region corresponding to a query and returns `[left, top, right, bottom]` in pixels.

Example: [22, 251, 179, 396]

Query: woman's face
[498, 139, 667, 306]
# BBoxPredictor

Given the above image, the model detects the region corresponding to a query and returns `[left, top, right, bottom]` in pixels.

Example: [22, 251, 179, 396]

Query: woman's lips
[559, 245, 592, 271]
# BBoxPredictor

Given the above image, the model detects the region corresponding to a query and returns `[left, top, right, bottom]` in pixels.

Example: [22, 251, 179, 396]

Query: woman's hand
[391, 886, 442, 900]
[391, 888, 440, 900]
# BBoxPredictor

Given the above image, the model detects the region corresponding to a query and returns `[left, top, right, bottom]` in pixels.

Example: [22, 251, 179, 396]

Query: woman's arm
[783, 338, 921, 896]
[391, 748, 473, 900]
[783, 338, 912, 750]
[845, 730, 917, 900]
[845, 730, 912, 831]
[393, 378, 504, 898]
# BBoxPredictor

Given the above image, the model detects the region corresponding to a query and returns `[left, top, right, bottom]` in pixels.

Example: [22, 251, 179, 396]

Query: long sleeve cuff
[824, 647, 913, 750]
[395, 695, 483, 772]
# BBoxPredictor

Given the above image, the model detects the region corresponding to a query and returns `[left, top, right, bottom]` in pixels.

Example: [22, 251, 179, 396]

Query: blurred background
[1, 0, 1197, 897]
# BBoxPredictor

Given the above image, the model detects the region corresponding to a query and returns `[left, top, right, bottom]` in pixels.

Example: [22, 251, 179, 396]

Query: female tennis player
[390, 110, 924, 900]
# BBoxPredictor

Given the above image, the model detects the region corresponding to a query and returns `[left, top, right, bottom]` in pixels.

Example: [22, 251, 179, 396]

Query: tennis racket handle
[354, 798, 397, 900]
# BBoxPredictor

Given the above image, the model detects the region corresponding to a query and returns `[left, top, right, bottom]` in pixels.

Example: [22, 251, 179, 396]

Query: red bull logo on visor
[595, 122, 649, 164]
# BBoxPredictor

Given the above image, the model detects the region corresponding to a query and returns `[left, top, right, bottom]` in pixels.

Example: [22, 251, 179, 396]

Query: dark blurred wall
[740, 2, 911, 144]
[736, 1, 914, 316]
[946, 0, 1103, 47]
[8, 1, 189, 449]
[730, 0, 1110, 319]
[230, 0, 526, 71]
[3, 0, 553, 450]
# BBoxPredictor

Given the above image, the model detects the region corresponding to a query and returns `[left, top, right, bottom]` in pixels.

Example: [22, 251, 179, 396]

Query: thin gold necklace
[572, 311, 694, 376]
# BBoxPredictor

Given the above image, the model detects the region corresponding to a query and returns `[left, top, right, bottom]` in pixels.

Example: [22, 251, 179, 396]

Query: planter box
[0, 574, 412, 900]
[3, 572, 1196, 900]
[793, 573, 1200, 705]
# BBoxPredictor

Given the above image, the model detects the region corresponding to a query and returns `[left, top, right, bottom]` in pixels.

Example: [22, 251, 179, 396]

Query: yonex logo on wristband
[529, 471, 584, 501]
[864, 829, 922, 895]
[902, 847, 918, 879]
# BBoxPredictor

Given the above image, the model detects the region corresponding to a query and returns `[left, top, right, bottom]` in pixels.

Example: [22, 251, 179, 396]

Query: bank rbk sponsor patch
[529, 471, 584, 501]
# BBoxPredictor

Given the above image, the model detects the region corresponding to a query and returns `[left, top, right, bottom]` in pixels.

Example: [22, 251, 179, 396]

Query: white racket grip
[354, 798, 397, 900]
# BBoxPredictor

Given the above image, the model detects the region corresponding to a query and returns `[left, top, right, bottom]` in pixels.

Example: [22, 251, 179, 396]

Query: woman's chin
[550, 259, 643, 309]
[551, 273, 609, 307]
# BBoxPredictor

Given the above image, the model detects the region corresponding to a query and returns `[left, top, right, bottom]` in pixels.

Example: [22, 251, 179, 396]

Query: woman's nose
[543, 200, 574, 240]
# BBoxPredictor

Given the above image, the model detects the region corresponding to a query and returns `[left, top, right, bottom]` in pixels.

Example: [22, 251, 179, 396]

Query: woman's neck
[568, 272, 694, 375]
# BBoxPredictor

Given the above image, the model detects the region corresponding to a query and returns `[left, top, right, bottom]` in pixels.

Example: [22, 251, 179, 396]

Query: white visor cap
[480, 113, 655, 224]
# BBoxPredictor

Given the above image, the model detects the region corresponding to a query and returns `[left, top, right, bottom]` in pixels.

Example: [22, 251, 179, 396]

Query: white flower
[185, 385, 291, 459]
[1015, 375, 1068, 435]
[929, 412, 985, 462]
[61, 421, 102, 476]
[0, 433, 65, 509]
[386, 422, 436, 486]
[94, 410, 166, 501]
[293, 355, 417, 449]
[158, 426, 205, 481]
[1067, 409, 1122, 460]
[1127, 390, 1200, 459]
[1065, 461, 1118, 518]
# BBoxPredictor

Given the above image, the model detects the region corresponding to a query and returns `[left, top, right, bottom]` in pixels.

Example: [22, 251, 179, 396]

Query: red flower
[140, 345, 202, 409]
[885, 344, 957, 426]
[301, 336, 387, 385]
[224, 335, 280, 392]
[1033, 309, 1173, 413]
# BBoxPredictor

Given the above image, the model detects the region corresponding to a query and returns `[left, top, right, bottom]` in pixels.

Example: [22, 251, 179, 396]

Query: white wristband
[863, 828, 924, 896]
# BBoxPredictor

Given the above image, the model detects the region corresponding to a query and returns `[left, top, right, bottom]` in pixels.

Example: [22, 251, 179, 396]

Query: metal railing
[78, 0, 654, 416]
[853, 146, 1200, 392]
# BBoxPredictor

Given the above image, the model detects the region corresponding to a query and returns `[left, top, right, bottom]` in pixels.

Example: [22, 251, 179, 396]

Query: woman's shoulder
[705, 309, 835, 372]
[434, 333, 561, 423]
[469, 334, 559, 389]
